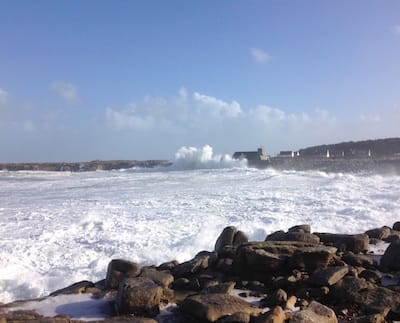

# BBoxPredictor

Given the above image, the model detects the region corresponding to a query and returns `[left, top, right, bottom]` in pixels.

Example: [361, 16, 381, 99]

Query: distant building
[233, 148, 269, 160]
[278, 151, 295, 158]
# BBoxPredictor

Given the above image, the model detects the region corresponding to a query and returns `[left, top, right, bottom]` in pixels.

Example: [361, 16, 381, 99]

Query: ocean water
[1, 146, 400, 303]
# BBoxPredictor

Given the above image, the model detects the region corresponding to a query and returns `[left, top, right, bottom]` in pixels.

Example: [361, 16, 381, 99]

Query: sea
[1, 145, 400, 303]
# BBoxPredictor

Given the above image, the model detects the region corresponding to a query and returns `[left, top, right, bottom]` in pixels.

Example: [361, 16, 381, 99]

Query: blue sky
[0, 1, 399, 162]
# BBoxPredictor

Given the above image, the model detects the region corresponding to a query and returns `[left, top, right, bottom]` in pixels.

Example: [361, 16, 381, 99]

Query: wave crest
[170, 145, 246, 170]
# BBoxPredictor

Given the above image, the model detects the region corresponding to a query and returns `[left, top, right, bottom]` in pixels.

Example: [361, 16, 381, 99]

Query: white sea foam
[1, 147, 400, 302]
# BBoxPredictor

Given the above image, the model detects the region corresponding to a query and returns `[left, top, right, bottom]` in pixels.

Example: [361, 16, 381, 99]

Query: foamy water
[1, 146, 400, 303]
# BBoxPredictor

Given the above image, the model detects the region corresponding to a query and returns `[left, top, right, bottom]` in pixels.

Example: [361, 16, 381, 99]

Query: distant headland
[1, 138, 400, 173]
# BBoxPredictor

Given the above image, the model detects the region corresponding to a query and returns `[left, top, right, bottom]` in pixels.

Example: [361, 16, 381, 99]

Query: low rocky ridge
[2, 223, 400, 322]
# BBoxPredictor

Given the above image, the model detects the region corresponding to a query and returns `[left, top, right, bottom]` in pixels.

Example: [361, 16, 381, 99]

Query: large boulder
[291, 301, 338, 323]
[380, 239, 400, 271]
[115, 277, 163, 316]
[309, 266, 349, 286]
[315, 233, 369, 253]
[106, 259, 141, 289]
[140, 267, 174, 288]
[215, 226, 248, 255]
[235, 241, 337, 280]
[331, 276, 400, 314]
[365, 227, 391, 240]
[172, 251, 217, 278]
[180, 294, 262, 322]
[266, 231, 320, 244]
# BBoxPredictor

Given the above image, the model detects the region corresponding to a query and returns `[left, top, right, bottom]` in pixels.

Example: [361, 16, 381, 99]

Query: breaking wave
[168, 145, 247, 170]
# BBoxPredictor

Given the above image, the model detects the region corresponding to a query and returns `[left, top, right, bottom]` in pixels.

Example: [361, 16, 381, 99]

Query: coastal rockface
[1, 223, 400, 322]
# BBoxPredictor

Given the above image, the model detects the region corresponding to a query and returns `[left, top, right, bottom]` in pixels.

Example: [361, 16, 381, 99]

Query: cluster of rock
[2, 223, 400, 322]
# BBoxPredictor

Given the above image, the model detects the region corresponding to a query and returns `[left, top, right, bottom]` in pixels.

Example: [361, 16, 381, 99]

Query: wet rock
[140, 267, 174, 288]
[266, 231, 320, 244]
[365, 227, 391, 240]
[49, 280, 95, 296]
[180, 293, 262, 322]
[263, 289, 287, 307]
[115, 277, 163, 316]
[102, 317, 158, 323]
[380, 239, 400, 271]
[315, 233, 369, 253]
[172, 252, 216, 277]
[106, 259, 141, 289]
[288, 224, 311, 234]
[158, 260, 179, 271]
[233, 230, 249, 246]
[309, 266, 349, 286]
[393, 221, 400, 231]
[291, 301, 338, 323]
[215, 226, 237, 253]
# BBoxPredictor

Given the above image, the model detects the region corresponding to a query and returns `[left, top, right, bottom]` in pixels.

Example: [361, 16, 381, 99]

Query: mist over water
[0, 146, 400, 302]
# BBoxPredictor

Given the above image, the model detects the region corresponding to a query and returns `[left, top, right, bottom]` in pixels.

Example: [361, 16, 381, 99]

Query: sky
[0, 1, 400, 162]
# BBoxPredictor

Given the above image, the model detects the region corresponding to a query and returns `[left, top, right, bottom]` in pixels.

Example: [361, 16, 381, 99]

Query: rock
[180, 293, 262, 322]
[359, 269, 382, 284]
[331, 276, 400, 314]
[233, 230, 249, 246]
[252, 306, 285, 323]
[315, 233, 369, 253]
[235, 242, 337, 279]
[172, 252, 217, 277]
[380, 239, 400, 271]
[290, 246, 337, 271]
[291, 301, 338, 323]
[263, 289, 287, 307]
[309, 266, 349, 286]
[158, 260, 179, 271]
[115, 277, 163, 316]
[352, 314, 386, 323]
[288, 224, 311, 234]
[217, 311, 251, 323]
[365, 227, 391, 240]
[201, 281, 236, 294]
[106, 259, 141, 289]
[393, 221, 400, 231]
[102, 317, 158, 323]
[140, 267, 174, 288]
[285, 295, 297, 310]
[342, 252, 374, 268]
[215, 226, 237, 253]
[49, 280, 95, 296]
[216, 258, 234, 272]
[266, 231, 320, 244]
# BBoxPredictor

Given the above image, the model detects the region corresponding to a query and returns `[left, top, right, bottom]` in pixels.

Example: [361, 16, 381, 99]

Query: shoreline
[1, 156, 400, 174]
[1, 223, 400, 322]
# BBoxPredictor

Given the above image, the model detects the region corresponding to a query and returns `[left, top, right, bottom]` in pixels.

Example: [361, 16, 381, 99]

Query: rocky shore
[0, 160, 170, 172]
[1, 223, 400, 322]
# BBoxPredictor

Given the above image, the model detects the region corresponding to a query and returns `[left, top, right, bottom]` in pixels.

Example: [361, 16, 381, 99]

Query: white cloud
[0, 88, 9, 105]
[359, 114, 381, 123]
[250, 48, 271, 64]
[193, 92, 242, 117]
[51, 81, 80, 104]
[105, 107, 154, 131]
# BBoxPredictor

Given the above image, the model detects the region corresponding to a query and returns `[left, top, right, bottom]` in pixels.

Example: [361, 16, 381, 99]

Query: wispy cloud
[250, 48, 271, 64]
[0, 88, 9, 105]
[50, 81, 80, 104]
[393, 25, 400, 35]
